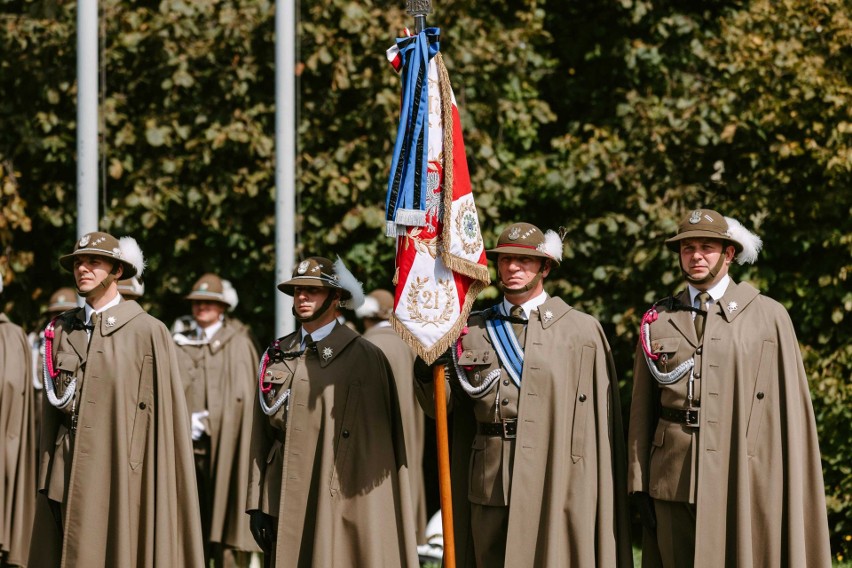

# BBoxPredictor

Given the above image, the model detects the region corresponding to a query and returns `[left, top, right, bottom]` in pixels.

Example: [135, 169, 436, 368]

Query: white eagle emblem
[79, 235, 91, 247]
[297, 260, 310, 274]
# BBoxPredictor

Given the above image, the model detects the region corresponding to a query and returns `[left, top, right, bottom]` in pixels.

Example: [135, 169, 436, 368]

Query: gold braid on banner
[391, 53, 490, 365]
[436, 53, 490, 284]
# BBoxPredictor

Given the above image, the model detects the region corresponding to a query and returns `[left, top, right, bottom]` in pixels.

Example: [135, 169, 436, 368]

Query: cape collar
[666, 280, 760, 346]
[717, 280, 760, 323]
[95, 300, 146, 336]
[530, 295, 572, 330]
[283, 322, 361, 368]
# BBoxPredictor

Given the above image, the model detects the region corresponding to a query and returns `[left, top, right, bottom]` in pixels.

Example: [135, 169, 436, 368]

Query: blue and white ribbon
[385, 28, 441, 236]
[485, 305, 524, 388]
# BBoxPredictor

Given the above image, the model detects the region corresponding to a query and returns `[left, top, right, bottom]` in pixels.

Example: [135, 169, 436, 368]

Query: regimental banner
[386, 28, 490, 364]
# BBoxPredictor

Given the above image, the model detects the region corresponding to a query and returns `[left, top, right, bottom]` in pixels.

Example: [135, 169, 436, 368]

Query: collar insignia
[726, 301, 738, 313]
[543, 309, 553, 323]
[322, 347, 334, 361]
[106, 316, 117, 327]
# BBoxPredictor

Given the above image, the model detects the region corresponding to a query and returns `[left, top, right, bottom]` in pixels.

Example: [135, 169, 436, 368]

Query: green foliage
[0, 0, 849, 557]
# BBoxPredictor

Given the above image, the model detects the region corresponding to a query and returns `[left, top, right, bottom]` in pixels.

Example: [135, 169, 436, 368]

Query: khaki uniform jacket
[175, 318, 260, 553]
[0, 314, 36, 566]
[247, 322, 419, 567]
[627, 281, 831, 567]
[362, 324, 427, 543]
[416, 296, 633, 568]
[29, 302, 205, 567]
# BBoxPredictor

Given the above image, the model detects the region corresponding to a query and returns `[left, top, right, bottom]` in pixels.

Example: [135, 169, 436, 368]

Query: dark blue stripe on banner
[385, 28, 441, 226]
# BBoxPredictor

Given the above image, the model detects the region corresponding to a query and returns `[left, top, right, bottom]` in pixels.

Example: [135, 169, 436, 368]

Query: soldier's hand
[191, 410, 210, 441]
[249, 510, 276, 552]
[633, 491, 657, 533]
[413, 348, 454, 383]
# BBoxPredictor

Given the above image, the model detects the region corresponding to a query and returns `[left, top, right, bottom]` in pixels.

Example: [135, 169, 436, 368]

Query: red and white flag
[386, 32, 490, 364]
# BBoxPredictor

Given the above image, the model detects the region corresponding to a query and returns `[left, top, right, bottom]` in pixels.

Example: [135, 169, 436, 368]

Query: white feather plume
[221, 279, 239, 310]
[333, 257, 365, 310]
[118, 236, 146, 277]
[355, 295, 380, 319]
[725, 217, 762, 264]
[542, 230, 564, 263]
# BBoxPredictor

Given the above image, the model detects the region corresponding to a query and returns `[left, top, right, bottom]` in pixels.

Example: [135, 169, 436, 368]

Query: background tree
[1, 0, 849, 559]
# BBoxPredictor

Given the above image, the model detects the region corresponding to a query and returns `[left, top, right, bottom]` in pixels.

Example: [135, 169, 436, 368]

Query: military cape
[362, 324, 427, 543]
[628, 281, 831, 567]
[247, 322, 419, 567]
[174, 318, 260, 554]
[30, 301, 204, 567]
[0, 314, 36, 566]
[416, 296, 633, 567]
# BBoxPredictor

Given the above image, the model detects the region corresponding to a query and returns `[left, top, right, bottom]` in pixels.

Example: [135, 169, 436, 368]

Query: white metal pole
[275, 0, 296, 337]
[77, 0, 99, 237]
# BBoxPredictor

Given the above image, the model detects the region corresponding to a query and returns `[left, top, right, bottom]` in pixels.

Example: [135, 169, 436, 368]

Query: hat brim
[665, 231, 743, 253]
[277, 277, 351, 299]
[46, 303, 78, 313]
[59, 251, 138, 279]
[485, 245, 559, 264]
[185, 291, 228, 304]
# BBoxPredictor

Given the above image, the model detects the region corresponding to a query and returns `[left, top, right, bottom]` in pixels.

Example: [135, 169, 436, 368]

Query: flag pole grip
[433, 364, 456, 567]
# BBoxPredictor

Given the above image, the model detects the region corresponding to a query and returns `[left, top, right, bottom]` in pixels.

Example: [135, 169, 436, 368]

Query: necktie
[510, 305, 527, 346]
[89, 312, 100, 335]
[303, 333, 314, 352]
[87, 312, 100, 348]
[694, 292, 711, 339]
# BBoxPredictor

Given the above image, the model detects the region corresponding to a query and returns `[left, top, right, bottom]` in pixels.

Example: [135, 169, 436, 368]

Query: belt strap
[477, 419, 517, 438]
[659, 406, 700, 428]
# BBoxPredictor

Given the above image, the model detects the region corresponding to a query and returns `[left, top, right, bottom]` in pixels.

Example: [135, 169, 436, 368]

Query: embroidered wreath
[406, 277, 454, 327]
[453, 201, 483, 255]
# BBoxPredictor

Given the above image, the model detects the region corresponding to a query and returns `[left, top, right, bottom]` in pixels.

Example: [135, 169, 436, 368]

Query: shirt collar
[301, 319, 337, 347]
[84, 292, 122, 324]
[688, 274, 731, 307]
[199, 318, 224, 340]
[502, 290, 548, 319]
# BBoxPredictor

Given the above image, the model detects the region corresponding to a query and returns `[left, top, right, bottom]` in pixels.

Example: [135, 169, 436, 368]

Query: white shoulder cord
[42, 319, 76, 410]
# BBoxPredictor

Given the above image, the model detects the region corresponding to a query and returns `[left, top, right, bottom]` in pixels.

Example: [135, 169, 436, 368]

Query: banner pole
[432, 364, 456, 568]
[403, 1, 457, 565]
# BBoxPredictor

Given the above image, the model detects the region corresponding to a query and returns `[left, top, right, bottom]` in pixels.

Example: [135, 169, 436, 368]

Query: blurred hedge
[1, 0, 849, 558]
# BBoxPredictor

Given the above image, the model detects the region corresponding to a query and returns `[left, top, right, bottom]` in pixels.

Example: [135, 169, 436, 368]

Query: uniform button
[501, 398, 509, 406]
[756, 392, 765, 400]
[342, 430, 350, 438]
[579, 394, 587, 402]
[265, 371, 272, 378]
[696, 347, 702, 355]
[138, 402, 147, 410]
[694, 372, 700, 379]
[503, 380, 510, 386]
